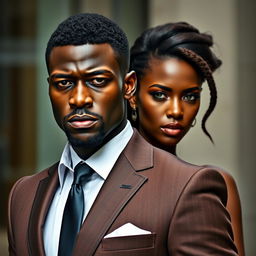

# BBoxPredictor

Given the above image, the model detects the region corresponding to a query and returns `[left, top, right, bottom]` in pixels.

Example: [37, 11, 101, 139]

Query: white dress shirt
[43, 122, 133, 256]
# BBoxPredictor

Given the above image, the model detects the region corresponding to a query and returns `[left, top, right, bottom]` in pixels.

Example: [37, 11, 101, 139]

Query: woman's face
[132, 56, 202, 151]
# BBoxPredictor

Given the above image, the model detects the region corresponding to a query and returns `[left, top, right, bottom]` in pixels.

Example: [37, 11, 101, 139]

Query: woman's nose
[166, 97, 183, 120]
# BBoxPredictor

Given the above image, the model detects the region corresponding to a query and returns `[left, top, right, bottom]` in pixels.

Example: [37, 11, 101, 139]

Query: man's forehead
[48, 44, 121, 75]
[50, 43, 115, 58]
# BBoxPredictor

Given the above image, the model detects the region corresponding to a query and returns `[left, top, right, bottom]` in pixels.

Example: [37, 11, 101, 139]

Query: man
[8, 13, 238, 256]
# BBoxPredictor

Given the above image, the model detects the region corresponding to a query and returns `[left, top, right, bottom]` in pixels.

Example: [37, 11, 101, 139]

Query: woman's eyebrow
[149, 84, 172, 92]
[148, 84, 202, 93]
[183, 87, 202, 93]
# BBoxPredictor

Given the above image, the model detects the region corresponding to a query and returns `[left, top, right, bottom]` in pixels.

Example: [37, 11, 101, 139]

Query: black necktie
[58, 163, 93, 256]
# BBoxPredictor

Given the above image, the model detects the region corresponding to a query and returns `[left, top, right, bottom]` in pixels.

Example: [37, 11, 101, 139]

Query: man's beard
[63, 108, 105, 149]
[65, 124, 105, 148]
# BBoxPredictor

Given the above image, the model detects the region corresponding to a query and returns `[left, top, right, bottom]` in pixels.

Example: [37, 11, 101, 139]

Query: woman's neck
[158, 143, 177, 156]
[139, 130, 177, 155]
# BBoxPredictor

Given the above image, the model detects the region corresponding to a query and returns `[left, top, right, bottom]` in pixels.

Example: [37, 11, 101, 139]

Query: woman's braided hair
[129, 22, 222, 142]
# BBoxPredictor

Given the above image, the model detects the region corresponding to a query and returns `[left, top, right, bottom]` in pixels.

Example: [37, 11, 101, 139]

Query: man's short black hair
[45, 13, 129, 75]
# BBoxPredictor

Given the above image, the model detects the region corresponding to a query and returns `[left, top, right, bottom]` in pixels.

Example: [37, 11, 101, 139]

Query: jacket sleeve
[168, 167, 238, 256]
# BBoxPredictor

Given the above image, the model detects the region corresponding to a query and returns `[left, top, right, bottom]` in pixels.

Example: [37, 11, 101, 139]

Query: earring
[131, 108, 137, 122]
[191, 118, 197, 127]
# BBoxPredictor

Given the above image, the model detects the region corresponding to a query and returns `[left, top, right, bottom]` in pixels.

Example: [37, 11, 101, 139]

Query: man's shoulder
[11, 162, 59, 191]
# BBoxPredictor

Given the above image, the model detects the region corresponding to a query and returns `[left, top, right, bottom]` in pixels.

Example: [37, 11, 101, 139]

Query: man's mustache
[63, 108, 103, 124]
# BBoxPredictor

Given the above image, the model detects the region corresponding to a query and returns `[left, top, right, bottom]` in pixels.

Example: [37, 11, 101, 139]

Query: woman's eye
[182, 93, 200, 102]
[87, 78, 107, 87]
[150, 91, 167, 100]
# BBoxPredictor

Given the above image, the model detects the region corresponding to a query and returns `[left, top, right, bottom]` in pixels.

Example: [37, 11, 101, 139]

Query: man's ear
[123, 71, 137, 101]
[128, 93, 137, 109]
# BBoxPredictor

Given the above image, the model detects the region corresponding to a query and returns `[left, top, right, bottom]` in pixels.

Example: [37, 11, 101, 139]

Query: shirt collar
[58, 121, 133, 187]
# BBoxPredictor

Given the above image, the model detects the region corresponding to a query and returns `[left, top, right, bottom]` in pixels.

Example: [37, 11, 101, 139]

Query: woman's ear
[123, 71, 137, 101]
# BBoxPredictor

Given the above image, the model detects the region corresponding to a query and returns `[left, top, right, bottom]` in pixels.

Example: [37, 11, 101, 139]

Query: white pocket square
[104, 223, 151, 238]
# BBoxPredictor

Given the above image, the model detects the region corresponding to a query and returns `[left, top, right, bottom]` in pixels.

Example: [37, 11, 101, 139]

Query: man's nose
[166, 97, 183, 120]
[69, 81, 93, 108]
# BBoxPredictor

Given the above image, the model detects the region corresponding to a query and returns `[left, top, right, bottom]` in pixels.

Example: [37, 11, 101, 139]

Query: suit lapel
[73, 130, 153, 256]
[28, 163, 59, 256]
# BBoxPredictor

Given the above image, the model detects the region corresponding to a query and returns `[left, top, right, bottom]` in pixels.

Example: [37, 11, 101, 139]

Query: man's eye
[55, 80, 74, 89]
[86, 78, 108, 87]
[150, 91, 168, 100]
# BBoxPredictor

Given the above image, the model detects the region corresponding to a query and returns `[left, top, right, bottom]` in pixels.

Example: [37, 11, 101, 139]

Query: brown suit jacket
[8, 130, 238, 255]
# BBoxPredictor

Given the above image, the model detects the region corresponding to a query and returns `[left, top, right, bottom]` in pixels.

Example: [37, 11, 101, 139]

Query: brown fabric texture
[8, 130, 238, 256]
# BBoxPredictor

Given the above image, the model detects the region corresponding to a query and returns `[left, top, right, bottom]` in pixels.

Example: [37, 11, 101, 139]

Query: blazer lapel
[73, 130, 153, 256]
[28, 163, 59, 256]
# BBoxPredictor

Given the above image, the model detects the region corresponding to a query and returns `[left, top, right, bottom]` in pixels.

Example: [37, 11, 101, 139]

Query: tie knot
[73, 163, 93, 185]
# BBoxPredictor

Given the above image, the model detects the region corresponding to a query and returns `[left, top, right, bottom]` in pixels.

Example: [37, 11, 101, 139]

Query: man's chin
[66, 132, 105, 149]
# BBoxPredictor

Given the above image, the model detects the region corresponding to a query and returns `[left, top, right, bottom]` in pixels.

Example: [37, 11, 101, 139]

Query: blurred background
[0, 0, 255, 255]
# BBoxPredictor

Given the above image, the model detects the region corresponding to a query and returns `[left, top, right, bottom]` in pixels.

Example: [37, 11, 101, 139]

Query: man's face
[48, 44, 133, 154]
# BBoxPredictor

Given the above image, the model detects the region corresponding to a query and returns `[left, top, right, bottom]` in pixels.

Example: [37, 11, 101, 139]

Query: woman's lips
[161, 127, 182, 136]
[161, 123, 183, 136]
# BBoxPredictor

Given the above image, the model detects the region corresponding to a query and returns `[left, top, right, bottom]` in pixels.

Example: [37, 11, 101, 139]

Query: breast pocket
[97, 233, 156, 256]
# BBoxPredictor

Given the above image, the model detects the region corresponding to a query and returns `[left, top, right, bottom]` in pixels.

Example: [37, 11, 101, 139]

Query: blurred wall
[36, 0, 70, 171]
[237, 0, 256, 254]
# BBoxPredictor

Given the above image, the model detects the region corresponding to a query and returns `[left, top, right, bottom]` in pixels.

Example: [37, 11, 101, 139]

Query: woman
[128, 22, 244, 255]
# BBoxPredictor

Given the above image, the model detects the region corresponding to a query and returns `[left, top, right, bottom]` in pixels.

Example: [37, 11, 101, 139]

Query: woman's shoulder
[202, 164, 238, 192]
